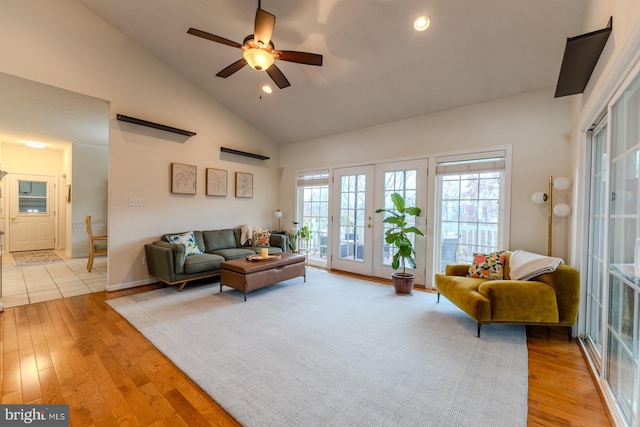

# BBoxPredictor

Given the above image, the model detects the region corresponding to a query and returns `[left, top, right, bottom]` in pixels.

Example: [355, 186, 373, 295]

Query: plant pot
[392, 272, 415, 295]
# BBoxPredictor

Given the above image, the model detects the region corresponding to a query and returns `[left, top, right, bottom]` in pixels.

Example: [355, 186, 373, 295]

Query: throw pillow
[253, 230, 271, 247]
[466, 251, 506, 279]
[165, 231, 203, 256]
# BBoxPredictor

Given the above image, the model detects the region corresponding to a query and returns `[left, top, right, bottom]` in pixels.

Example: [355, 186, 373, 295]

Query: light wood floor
[1, 279, 611, 426]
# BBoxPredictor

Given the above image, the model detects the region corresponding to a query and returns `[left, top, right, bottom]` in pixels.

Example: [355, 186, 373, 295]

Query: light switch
[128, 198, 142, 207]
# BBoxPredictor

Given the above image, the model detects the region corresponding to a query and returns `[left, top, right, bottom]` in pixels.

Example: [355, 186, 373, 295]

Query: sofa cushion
[165, 231, 203, 256]
[253, 230, 271, 247]
[212, 248, 256, 260]
[203, 229, 237, 252]
[467, 251, 506, 279]
[184, 253, 224, 274]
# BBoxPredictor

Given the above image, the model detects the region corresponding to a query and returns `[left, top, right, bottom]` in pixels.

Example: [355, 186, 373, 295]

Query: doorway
[330, 159, 428, 284]
[8, 174, 56, 252]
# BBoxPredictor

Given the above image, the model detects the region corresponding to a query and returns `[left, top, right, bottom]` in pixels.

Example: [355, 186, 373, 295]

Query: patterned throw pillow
[166, 231, 203, 256]
[466, 251, 506, 279]
[253, 230, 271, 247]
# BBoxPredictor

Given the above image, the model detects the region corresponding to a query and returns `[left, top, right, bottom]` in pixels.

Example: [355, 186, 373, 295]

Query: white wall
[569, 1, 640, 268]
[71, 143, 108, 257]
[279, 89, 574, 263]
[0, 0, 280, 289]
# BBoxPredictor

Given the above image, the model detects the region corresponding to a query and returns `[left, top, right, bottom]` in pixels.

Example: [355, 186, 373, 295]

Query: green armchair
[434, 251, 580, 338]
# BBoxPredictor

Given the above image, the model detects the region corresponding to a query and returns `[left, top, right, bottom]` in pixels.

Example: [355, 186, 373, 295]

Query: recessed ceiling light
[24, 141, 47, 148]
[262, 85, 273, 94]
[414, 16, 430, 31]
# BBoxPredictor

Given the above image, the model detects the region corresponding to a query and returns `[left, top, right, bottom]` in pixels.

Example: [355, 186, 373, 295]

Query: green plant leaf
[391, 253, 400, 270]
[405, 206, 421, 216]
[391, 193, 405, 212]
[403, 226, 424, 236]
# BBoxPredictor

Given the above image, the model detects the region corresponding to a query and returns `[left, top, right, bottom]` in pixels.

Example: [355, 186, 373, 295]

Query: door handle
[367, 224, 372, 228]
[11, 217, 16, 221]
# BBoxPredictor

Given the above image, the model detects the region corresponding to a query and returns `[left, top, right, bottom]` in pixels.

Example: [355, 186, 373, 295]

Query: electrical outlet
[128, 197, 142, 207]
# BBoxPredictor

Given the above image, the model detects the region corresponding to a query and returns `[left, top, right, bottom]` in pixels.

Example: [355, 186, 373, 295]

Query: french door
[331, 165, 374, 276]
[331, 160, 427, 284]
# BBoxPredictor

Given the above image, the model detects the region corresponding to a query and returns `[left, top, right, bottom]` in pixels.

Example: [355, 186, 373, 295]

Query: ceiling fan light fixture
[243, 48, 274, 71]
[261, 84, 273, 94]
[414, 16, 430, 31]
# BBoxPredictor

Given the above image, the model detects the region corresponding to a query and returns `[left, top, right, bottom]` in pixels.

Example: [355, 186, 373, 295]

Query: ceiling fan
[187, 1, 323, 89]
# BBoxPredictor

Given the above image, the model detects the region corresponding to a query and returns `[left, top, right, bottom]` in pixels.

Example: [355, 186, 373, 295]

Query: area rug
[12, 250, 64, 267]
[107, 269, 528, 427]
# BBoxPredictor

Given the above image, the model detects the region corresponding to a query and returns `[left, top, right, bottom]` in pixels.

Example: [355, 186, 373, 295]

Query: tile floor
[1, 250, 107, 309]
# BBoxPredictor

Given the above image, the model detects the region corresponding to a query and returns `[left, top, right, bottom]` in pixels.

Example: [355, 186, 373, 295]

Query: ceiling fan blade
[187, 28, 242, 49]
[266, 64, 291, 89]
[274, 50, 323, 66]
[254, 8, 276, 48]
[216, 59, 248, 78]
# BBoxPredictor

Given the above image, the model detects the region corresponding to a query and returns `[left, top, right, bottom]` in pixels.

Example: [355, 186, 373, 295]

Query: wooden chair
[85, 215, 107, 272]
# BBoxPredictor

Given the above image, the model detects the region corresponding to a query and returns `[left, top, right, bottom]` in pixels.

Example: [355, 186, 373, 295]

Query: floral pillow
[253, 230, 271, 247]
[466, 251, 506, 279]
[166, 231, 202, 256]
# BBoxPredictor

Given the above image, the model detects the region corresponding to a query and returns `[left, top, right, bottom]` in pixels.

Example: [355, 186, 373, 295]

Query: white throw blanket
[240, 225, 258, 246]
[509, 250, 564, 281]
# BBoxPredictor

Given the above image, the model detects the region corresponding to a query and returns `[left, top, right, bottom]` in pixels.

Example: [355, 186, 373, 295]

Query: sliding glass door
[605, 69, 640, 425]
[584, 117, 607, 372]
[583, 65, 640, 427]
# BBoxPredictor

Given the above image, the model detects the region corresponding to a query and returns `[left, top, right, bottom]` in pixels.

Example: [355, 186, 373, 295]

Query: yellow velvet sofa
[434, 251, 580, 338]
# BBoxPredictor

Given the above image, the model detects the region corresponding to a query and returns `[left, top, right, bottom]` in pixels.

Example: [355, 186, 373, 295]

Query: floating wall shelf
[555, 17, 612, 98]
[220, 147, 270, 160]
[116, 114, 196, 137]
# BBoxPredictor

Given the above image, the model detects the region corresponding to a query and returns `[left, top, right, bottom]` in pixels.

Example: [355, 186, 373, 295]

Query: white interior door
[9, 174, 56, 252]
[331, 165, 374, 275]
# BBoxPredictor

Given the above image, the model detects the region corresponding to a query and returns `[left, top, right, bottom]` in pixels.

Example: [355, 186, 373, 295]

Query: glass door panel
[331, 166, 374, 275]
[606, 70, 640, 427]
[585, 119, 607, 366]
[372, 159, 427, 284]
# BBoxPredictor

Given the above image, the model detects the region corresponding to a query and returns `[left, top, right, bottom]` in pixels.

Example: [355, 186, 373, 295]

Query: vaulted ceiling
[77, 0, 588, 144]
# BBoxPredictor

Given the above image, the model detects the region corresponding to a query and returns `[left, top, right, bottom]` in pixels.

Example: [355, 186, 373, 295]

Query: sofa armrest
[532, 265, 580, 324]
[269, 234, 288, 252]
[445, 263, 471, 277]
[478, 280, 560, 323]
[150, 241, 186, 274]
[145, 243, 177, 283]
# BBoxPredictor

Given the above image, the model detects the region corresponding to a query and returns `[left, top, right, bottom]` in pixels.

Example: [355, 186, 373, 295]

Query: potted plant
[375, 193, 424, 295]
[297, 225, 313, 240]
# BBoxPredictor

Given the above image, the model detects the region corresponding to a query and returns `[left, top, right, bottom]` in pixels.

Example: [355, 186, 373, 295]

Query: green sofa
[145, 228, 287, 291]
[434, 251, 580, 338]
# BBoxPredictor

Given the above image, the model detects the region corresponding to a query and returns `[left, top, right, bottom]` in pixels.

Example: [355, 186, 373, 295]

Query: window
[435, 150, 508, 272]
[297, 171, 329, 266]
[18, 180, 48, 213]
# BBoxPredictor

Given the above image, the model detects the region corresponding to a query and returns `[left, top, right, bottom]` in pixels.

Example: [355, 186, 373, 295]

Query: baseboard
[106, 278, 155, 292]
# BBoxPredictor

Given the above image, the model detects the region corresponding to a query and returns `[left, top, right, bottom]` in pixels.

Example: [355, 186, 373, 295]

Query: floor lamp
[274, 210, 283, 232]
[531, 176, 571, 256]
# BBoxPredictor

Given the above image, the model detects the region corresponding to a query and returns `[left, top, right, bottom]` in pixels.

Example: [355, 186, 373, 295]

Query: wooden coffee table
[220, 253, 306, 301]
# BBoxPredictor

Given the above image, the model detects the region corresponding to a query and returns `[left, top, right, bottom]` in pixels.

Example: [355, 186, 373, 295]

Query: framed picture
[206, 168, 227, 196]
[235, 172, 253, 198]
[171, 163, 197, 195]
